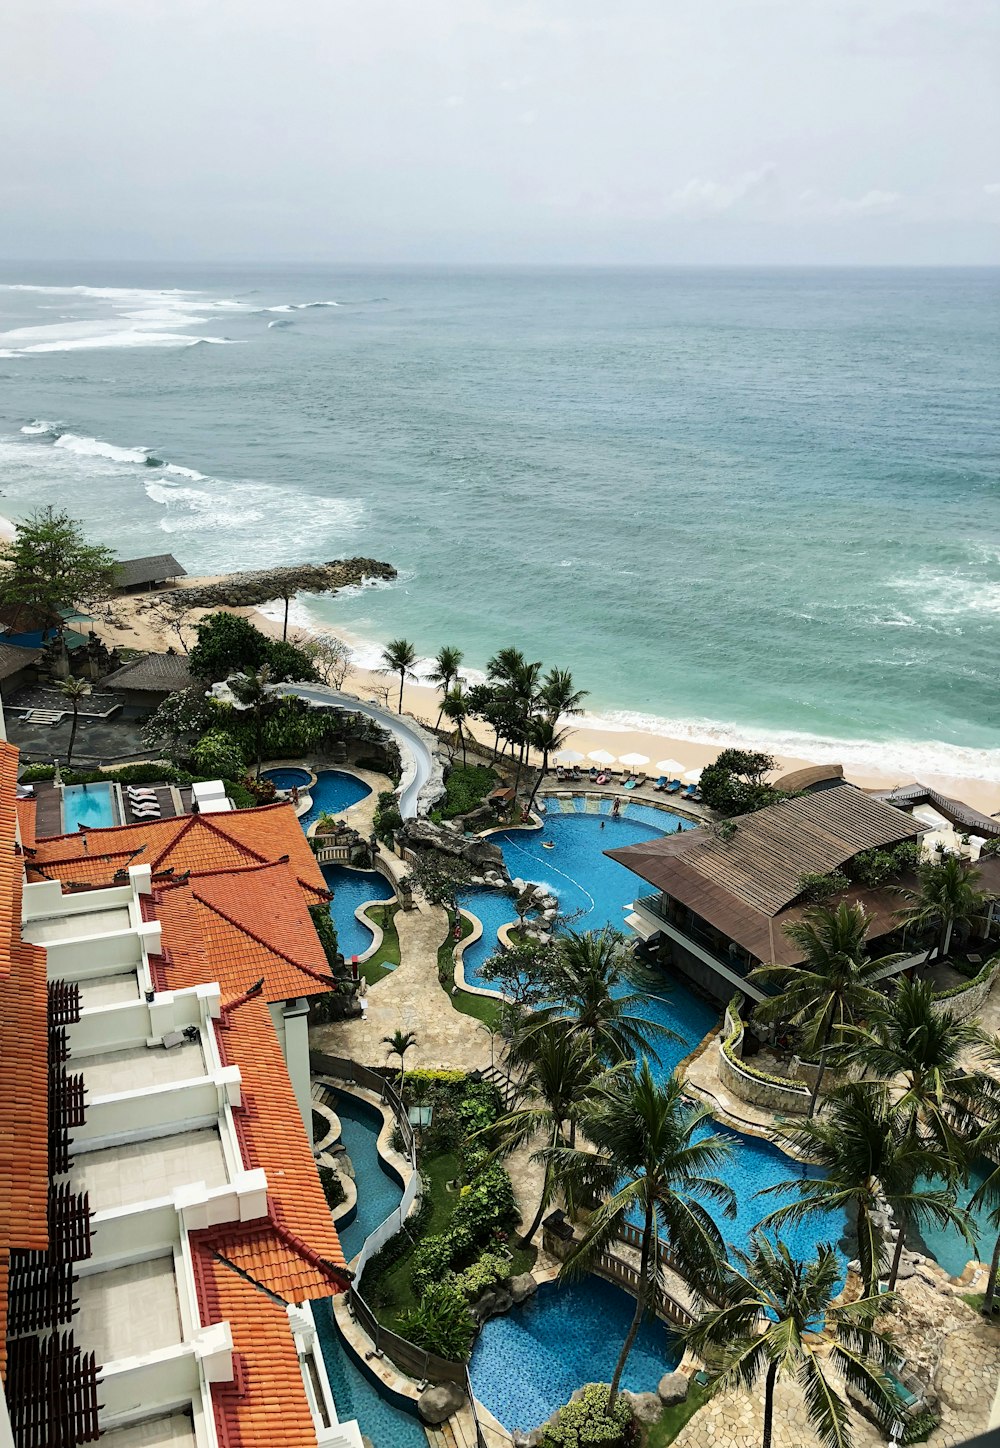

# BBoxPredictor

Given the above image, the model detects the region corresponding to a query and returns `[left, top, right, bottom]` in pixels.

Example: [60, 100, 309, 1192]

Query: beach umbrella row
[555, 748, 706, 778]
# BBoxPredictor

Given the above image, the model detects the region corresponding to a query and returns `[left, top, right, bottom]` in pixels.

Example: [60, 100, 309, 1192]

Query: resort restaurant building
[607, 784, 945, 1007]
[2, 730, 361, 1448]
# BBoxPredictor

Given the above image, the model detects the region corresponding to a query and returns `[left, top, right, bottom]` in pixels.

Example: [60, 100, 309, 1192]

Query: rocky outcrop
[161, 558, 397, 611]
[416, 1381, 466, 1425]
[401, 818, 508, 874]
[510, 1273, 538, 1305]
[623, 1391, 663, 1425]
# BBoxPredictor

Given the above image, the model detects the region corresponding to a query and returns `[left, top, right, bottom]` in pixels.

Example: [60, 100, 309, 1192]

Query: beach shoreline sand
[85, 573, 1000, 818]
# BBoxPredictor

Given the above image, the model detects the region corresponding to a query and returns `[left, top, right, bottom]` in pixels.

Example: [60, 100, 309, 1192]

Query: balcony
[631, 894, 767, 1004]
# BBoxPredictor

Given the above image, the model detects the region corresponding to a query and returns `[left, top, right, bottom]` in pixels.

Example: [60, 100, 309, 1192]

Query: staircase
[480, 1065, 518, 1112]
[22, 709, 63, 725]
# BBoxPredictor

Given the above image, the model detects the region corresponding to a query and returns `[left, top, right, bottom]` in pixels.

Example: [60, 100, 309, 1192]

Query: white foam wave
[888, 565, 1000, 620]
[20, 418, 59, 435]
[53, 432, 150, 465]
[260, 300, 340, 313]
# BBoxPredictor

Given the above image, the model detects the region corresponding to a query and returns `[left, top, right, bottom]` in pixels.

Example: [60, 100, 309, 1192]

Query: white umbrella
[655, 758, 686, 776]
[619, 752, 650, 769]
[588, 749, 617, 765]
[683, 767, 703, 783]
[553, 748, 585, 764]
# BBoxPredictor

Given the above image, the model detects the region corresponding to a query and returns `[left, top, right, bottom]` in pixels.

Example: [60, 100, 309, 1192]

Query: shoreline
[80, 571, 1000, 817]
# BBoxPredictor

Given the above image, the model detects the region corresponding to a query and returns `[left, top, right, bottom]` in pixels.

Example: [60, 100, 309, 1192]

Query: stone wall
[931, 957, 999, 1022]
[167, 558, 396, 610]
[718, 998, 812, 1115]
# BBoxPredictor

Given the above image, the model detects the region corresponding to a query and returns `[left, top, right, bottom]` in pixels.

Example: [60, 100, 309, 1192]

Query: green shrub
[441, 764, 497, 819]
[452, 1163, 516, 1237]
[187, 612, 318, 684]
[410, 1234, 460, 1295]
[192, 729, 246, 780]
[373, 790, 403, 844]
[541, 1384, 634, 1448]
[398, 1281, 476, 1362]
[222, 778, 257, 809]
[453, 1251, 512, 1303]
[796, 870, 850, 904]
[317, 1164, 346, 1210]
[848, 840, 922, 887]
[897, 1409, 940, 1446]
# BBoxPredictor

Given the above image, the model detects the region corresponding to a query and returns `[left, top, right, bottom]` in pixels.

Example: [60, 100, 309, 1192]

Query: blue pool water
[471, 1276, 680, 1432]
[322, 863, 396, 960]
[332, 1091, 404, 1260]
[62, 782, 116, 831]
[262, 765, 312, 790]
[314, 1297, 426, 1448]
[300, 769, 372, 830]
[918, 1160, 993, 1277]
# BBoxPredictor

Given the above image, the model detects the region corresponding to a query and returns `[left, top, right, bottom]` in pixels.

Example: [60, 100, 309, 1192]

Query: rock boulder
[623, 1391, 662, 1425]
[510, 1273, 538, 1305]
[657, 1371, 689, 1406]
[416, 1382, 466, 1425]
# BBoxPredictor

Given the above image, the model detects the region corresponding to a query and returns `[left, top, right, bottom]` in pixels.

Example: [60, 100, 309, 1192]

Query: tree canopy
[0, 507, 117, 627]
[698, 748, 781, 817]
[187, 611, 317, 684]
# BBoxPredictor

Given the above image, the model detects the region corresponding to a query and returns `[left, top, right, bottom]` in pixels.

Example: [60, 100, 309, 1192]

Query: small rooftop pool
[62, 782, 117, 832]
[471, 1276, 680, 1433]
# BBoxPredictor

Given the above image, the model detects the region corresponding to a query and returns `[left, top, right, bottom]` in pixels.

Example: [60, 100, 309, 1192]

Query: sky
[3, 0, 999, 265]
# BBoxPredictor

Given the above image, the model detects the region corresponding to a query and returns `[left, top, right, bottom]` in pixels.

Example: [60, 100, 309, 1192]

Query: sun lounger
[633, 772, 647, 787]
[653, 777, 667, 792]
[127, 787, 157, 799]
[682, 783, 697, 799]
[666, 779, 682, 793]
[570, 767, 583, 780]
[130, 803, 161, 819]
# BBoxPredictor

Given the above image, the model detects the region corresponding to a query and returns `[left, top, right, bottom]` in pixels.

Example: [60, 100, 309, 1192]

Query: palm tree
[429, 645, 464, 730]
[383, 1028, 417, 1096]
[680, 1235, 901, 1448]
[761, 1082, 973, 1294]
[846, 976, 1000, 1154]
[441, 683, 470, 767]
[549, 1062, 736, 1412]
[968, 1131, 1000, 1314]
[57, 677, 92, 766]
[522, 927, 681, 1066]
[750, 901, 903, 1116]
[525, 715, 569, 816]
[229, 664, 274, 778]
[539, 667, 588, 724]
[379, 638, 418, 714]
[486, 1024, 604, 1246]
[899, 854, 987, 961]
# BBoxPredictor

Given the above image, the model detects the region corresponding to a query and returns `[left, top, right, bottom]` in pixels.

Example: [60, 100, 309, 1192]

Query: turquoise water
[330, 1091, 404, 1260]
[262, 766, 311, 790]
[2, 267, 998, 784]
[314, 1298, 426, 1448]
[471, 1277, 680, 1432]
[322, 863, 395, 959]
[300, 770, 371, 831]
[62, 782, 115, 830]
[918, 1160, 994, 1278]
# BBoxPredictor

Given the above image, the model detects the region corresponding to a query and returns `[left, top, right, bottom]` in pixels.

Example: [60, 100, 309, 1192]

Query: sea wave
[20, 418, 60, 435]
[54, 432, 150, 464]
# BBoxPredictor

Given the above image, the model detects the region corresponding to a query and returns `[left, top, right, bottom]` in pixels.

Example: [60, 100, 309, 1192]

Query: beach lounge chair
[633, 772, 647, 787]
[682, 783, 697, 799]
[127, 787, 157, 800]
[653, 777, 667, 792]
[555, 766, 566, 781]
[571, 766, 583, 781]
[130, 803, 161, 819]
[624, 776, 638, 790]
[666, 779, 682, 793]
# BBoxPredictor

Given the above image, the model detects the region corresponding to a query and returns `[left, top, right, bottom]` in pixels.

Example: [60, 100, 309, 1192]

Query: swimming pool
[314, 1297, 427, 1448]
[62, 782, 116, 831]
[262, 765, 312, 791]
[471, 1276, 680, 1432]
[322, 864, 396, 960]
[330, 1090, 404, 1260]
[301, 770, 372, 830]
[918, 1159, 993, 1277]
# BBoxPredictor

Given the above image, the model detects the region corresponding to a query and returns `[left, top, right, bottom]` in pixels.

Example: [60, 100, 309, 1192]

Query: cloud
[798, 187, 903, 218]
[664, 164, 777, 219]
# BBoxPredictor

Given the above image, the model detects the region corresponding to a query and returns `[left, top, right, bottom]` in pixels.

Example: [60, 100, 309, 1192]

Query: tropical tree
[549, 1062, 736, 1411]
[0, 507, 117, 637]
[429, 645, 464, 730]
[485, 1024, 604, 1245]
[539, 667, 588, 724]
[524, 927, 681, 1066]
[441, 683, 470, 767]
[846, 976, 1000, 1154]
[380, 638, 418, 714]
[898, 854, 988, 961]
[228, 664, 274, 778]
[751, 902, 903, 1116]
[57, 677, 92, 766]
[680, 1235, 902, 1448]
[383, 1028, 417, 1096]
[968, 1130, 1000, 1315]
[525, 715, 569, 816]
[761, 1083, 973, 1294]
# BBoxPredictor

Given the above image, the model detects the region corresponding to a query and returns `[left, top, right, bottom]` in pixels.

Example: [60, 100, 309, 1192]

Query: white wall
[274, 998, 313, 1142]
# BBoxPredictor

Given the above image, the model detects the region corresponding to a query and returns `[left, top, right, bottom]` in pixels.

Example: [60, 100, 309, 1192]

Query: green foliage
[698, 748, 779, 817]
[192, 728, 246, 780]
[373, 790, 403, 844]
[308, 902, 342, 973]
[222, 778, 257, 809]
[453, 1251, 512, 1302]
[540, 1384, 634, 1448]
[409, 849, 474, 907]
[896, 1409, 940, 1445]
[317, 1164, 346, 1210]
[0, 506, 117, 622]
[398, 1280, 476, 1361]
[187, 611, 318, 684]
[796, 869, 850, 904]
[451, 1162, 517, 1237]
[981, 837, 1000, 859]
[410, 1233, 460, 1293]
[141, 688, 217, 757]
[441, 764, 497, 819]
[848, 840, 922, 887]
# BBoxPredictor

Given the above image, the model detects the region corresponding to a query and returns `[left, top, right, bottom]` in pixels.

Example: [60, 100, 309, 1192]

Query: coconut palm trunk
[608, 1198, 654, 1411]
[984, 1233, 1000, 1315]
[519, 1124, 560, 1248]
[808, 1015, 833, 1119]
[67, 697, 81, 767]
[761, 1361, 779, 1448]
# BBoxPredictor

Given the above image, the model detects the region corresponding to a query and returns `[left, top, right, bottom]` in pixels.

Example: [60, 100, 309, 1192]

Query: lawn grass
[360, 903, 401, 985]
[438, 911, 501, 1027]
[643, 1379, 709, 1447]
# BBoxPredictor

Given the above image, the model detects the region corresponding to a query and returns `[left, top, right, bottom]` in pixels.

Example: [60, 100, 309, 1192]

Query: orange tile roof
[28, 803, 327, 901]
[14, 797, 36, 853]
[0, 743, 21, 981]
[150, 860, 334, 1004]
[189, 993, 348, 1447]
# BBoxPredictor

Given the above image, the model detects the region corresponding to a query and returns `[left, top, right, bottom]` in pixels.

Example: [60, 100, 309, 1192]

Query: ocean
[1, 263, 998, 781]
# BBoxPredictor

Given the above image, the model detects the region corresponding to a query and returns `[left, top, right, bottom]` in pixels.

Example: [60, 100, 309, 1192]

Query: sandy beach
[84, 573, 1000, 819]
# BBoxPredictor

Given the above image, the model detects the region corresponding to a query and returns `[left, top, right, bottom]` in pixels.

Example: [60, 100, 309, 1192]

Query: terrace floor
[76, 1259, 182, 1363]
[24, 906, 132, 943]
[71, 1128, 228, 1210]
[100, 1415, 197, 1448]
[78, 1038, 207, 1096]
[78, 971, 141, 1007]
